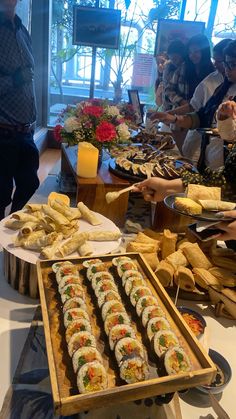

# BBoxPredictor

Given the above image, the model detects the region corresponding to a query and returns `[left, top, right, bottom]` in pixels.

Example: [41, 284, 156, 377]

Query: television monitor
[73, 6, 121, 49]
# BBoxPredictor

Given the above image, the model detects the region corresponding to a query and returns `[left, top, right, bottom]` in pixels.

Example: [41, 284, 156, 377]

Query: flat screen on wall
[73, 6, 121, 49]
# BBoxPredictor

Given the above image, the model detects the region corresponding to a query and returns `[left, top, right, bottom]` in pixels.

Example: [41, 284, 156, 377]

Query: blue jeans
[0, 128, 39, 220]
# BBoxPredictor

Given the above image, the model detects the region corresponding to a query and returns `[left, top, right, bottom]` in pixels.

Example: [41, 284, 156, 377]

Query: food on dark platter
[131, 131, 175, 149]
[197, 349, 232, 394]
[177, 307, 206, 337]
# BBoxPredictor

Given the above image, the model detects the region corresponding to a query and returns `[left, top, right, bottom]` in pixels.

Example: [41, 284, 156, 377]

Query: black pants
[0, 128, 40, 220]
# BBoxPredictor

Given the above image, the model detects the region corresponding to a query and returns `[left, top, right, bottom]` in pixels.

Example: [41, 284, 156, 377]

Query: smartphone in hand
[188, 223, 222, 242]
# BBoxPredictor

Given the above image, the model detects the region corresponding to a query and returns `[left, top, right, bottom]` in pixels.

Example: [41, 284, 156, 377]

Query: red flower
[53, 124, 63, 142]
[83, 105, 103, 118]
[95, 121, 117, 143]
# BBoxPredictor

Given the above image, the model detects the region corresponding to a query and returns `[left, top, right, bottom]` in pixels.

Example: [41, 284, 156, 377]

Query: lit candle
[77, 142, 99, 178]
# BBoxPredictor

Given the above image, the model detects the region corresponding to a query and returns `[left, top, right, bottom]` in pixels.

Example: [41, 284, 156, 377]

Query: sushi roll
[61, 284, 85, 304]
[63, 297, 87, 314]
[112, 256, 132, 267]
[124, 277, 147, 296]
[120, 356, 149, 384]
[64, 308, 90, 328]
[146, 317, 170, 342]
[68, 331, 96, 357]
[130, 286, 152, 307]
[72, 347, 103, 373]
[153, 330, 179, 358]
[52, 260, 72, 273]
[77, 361, 108, 393]
[109, 324, 136, 351]
[136, 295, 159, 317]
[121, 269, 144, 286]
[94, 279, 117, 298]
[104, 312, 130, 336]
[115, 337, 145, 363]
[86, 263, 108, 281]
[56, 264, 78, 284]
[58, 275, 81, 294]
[97, 290, 121, 308]
[91, 271, 114, 290]
[82, 258, 102, 268]
[117, 261, 138, 278]
[164, 346, 192, 375]
[101, 300, 126, 322]
[142, 305, 166, 327]
[66, 319, 92, 343]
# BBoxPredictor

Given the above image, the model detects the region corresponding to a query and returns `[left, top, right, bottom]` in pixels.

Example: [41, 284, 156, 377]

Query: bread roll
[143, 252, 159, 271]
[165, 249, 188, 270]
[182, 243, 212, 269]
[155, 260, 174, 287]
[186, 184, 221, 201]
[174, 266, 195, 291]
[161, 229, 178, 259]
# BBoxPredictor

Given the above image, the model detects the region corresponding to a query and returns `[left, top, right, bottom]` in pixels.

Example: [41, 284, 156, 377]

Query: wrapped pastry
[50, 199, 81, 221]
[11, 212, 38, 223]
[77, 202, 102, 226]
[42, 204, 70, 226]
[198, 199, 236, 211]
[182, 242, 212, 269]
[209, 287, 236, 319]
[193, 268, 222, 291]
[165, 249, 188, 270]
[57, 232, 88, 257]
[209, 267, 236, 288]
[211, 256, 236, 271]
[23, 231, 58, 251]
[142, 252, 159, 271]
[14, 230, 45, 247]
[174, 266, 195, 291]
[135, 232, 160, 248]
[161, 229, 178, 259]
[40, 233, 63, 259]
[4, 219, 25, 230]
[155, 260, 174, 287]
[174, 197, 202, 215]
[126, 242, 158, 254]
[24, 203, 43, 212]
[20, 221, 38, 236]
[87, 231, 121, 241]
[78, 242, 93, 256]
[48, 191, 70, 206]
[186, 184, 221, 201]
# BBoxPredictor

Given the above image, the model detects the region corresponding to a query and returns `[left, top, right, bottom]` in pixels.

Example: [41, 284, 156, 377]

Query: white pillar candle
[77, 142, 99, 178]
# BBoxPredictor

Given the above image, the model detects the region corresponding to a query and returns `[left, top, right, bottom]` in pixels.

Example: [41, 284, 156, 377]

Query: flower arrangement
[54, 99, 132, 150]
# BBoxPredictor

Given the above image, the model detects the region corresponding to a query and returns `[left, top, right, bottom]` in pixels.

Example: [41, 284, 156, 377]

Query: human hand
[133, 177, 184, 202]
[217, 101, 236, 121]
[214, 210, 236, 241]
[12, 67, 34, 87]
[149, 111, 175, 125]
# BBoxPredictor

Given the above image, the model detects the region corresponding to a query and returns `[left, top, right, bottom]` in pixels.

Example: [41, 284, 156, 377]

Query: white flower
[64, 117, 80, 133]
[117, 123, 130, 141]
[106, 105, 120, 116]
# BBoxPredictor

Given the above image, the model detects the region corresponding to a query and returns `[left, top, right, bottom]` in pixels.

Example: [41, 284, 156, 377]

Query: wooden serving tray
[37, 253, 216, 416]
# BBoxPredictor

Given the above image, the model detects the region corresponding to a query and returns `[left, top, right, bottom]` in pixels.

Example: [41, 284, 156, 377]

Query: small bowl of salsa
[177, 306, 206, 338]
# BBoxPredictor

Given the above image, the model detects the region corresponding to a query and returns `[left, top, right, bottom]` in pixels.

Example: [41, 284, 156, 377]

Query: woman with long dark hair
[165, 34, 214, 109]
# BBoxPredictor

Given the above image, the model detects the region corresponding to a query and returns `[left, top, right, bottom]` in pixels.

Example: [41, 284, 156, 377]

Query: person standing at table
[0, 0, 39, 220]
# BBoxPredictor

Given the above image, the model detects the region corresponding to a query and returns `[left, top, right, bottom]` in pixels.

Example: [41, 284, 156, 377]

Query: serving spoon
[106, 184, 139, 204]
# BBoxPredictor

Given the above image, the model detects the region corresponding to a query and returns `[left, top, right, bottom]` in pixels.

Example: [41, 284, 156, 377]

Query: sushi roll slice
[91, 271, 114, 290]
[87, 263, 107, 281]
[117, 261, 138, 278]
[146, 317, 170, 342]
[97, 290, 121, 308]
[136, 295, 159, 317]
[61, 284, 85, 304]
[52, 260, 72, 273]
[58, 275, 81, 294]
[94, 279, 117, 298]
[142, 305, 166, 327]
[63, 297, 87, 314]
[120, 356, 149, 384]
[83, 258, 102, 268]
[121, 269, 143, 286]
[115, 337, 145, 363]
[112, 256, 132, 267]
[124, 277, 147, 296]
[66, 319, 92, 343]
[64, 308, 90, 328]
[56, 264, 78, 284]
[104, 312, 130, 336]
[130, 286, 152, 307]
[164, 346, 192, 375]
[153, 330, 179, 358]
[109, 324, 136, 351]
[101, 300, 126, 322]
[68, 331, 96, 357]
[72, 347, 103, 373]
[77, 361, 108, 393]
